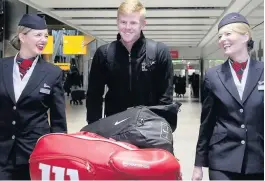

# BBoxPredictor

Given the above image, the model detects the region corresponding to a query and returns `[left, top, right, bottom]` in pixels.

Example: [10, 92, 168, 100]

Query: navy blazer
[0, 56, 67, 165]
[195, 59, 264, 174]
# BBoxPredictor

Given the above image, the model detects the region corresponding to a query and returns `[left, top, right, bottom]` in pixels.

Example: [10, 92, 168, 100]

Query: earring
[247, 39, 254, 50]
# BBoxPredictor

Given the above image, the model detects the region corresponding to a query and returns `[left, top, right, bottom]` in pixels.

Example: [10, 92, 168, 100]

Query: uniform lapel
[2, 57, 16, 104]
[17, 58, 47, 103]
[217, 60, 243, 106]
[242, 59, 263, 104]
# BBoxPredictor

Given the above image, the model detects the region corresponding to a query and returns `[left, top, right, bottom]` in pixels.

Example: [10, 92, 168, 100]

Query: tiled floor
[172, 96, 209, 180]
[65, 88, 209, 180]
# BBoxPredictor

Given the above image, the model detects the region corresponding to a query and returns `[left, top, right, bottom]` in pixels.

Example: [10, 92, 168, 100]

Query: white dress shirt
[229, 58, 250, 100]
[13, 53, 39, 102]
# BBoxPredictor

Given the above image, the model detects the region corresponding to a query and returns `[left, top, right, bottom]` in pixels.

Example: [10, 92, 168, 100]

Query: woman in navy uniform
[0, 14, 67, 179]
[192, 12, 264, 180]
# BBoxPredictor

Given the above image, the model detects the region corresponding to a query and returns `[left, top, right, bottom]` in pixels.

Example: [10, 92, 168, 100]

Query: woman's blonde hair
[219, 22, 252, 39]
[118, 0, 146, 18]
[10, 26, 32, 50]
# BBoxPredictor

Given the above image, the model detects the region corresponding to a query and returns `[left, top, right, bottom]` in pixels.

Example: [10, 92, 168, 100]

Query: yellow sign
[42, 36, 53, 54]
[63, 36, 87, 55]
[54, 63, 70, 70]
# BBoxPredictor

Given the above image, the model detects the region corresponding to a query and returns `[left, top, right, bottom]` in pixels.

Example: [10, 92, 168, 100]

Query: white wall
[202, 39, 226, 60]
[96, 39, 108, 48]
[82, 40, 98, 90]
[250, 23, 264, 61]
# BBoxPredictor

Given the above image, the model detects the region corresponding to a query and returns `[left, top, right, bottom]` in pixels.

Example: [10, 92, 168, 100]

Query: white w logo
[39, 163, 79, 181]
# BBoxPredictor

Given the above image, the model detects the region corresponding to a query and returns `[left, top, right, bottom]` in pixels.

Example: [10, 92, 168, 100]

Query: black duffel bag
[81, 103, 181, 154]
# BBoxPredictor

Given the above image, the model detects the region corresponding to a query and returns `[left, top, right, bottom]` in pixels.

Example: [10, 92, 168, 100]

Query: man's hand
[192, 166, 203, 181]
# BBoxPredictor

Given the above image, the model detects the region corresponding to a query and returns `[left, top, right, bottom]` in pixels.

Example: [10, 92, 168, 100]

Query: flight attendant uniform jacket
[0, 55, 67, 165]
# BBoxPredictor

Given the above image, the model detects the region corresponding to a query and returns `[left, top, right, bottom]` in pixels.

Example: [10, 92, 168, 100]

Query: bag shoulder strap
[145, 39, 158, 105]
[146, 38, 158, 62]
[105, 41, 115, 63]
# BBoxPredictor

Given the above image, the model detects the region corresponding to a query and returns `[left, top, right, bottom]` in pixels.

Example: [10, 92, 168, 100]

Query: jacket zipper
[129, 53, 132, 91]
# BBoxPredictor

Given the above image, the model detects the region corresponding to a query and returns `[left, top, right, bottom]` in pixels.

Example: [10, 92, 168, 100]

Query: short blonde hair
[10, 26, 32, 50]
[118, 0, 146, 18]
[219, 23, 252, 39]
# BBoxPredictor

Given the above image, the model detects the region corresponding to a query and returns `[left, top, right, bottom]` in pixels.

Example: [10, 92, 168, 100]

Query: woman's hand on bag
[192, 166, 203, 181]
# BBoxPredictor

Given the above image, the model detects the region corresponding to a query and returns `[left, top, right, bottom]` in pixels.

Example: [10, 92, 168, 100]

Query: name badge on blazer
[40, 88, 51, 94]
[258, 81, 264, 91]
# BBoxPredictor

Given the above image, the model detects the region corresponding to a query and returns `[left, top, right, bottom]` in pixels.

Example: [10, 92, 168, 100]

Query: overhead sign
[170, 50, 179, 59]
[63, 36, 87, 55]
[54, 63, 70, 70]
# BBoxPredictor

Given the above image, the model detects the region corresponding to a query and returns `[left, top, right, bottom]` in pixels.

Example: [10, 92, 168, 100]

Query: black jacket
[86, 32, 173, 123]
[195, 59, 264, 174]
[0, 57, 67, 165]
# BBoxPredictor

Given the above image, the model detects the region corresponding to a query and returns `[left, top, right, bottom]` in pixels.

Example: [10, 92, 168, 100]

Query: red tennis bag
[29, 132, 182, 180]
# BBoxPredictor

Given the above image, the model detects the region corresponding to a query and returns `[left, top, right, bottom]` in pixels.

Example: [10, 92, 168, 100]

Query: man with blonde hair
[86, 0, 174, 126]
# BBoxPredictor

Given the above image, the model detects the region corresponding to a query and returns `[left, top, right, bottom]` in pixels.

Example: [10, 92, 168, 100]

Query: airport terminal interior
[0, 0, 264, 180]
